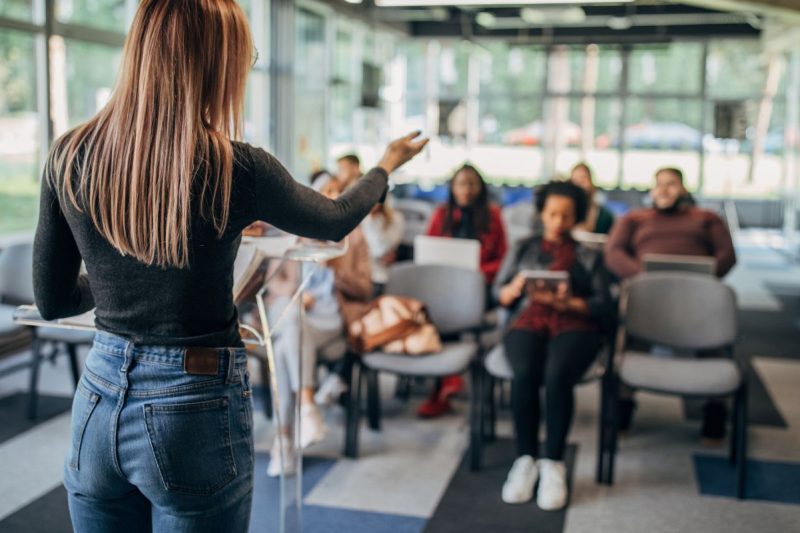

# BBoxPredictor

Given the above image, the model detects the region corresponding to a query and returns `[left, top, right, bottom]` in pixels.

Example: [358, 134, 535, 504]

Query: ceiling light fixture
[607, 15, 633, 30]
[520, 6, 586, 25]
[476, 11, 497, 27]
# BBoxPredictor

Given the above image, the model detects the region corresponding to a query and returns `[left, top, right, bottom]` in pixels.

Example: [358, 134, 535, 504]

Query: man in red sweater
[605, 167, 736, 279]
[604, 167, 737, 444]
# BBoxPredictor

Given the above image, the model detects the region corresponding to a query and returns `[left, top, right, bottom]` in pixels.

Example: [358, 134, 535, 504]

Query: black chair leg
[27, 332, 43, 420]
[604, 375, 620, 485]
[395, 376, 411, 401]
[486, 377, 497, 442]
[736, 384, 748, 499]
[729, 389, 740, 466]
[596, 373, 609, 484]
[469, 366, 483, 471]
[344, 361, 363, 458]
[66, 343, 81, 387]
[366, 369, 382, 431]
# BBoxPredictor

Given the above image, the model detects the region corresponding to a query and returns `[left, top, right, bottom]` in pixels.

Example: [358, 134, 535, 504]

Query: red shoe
[439, 375, 464, 401]
[417, 397, 451, 418]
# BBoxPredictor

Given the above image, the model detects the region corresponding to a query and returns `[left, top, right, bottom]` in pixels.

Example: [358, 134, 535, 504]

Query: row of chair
[336, 262, 748, 499]
[0, 242, 748, 498]
[0, 242, 94, 419]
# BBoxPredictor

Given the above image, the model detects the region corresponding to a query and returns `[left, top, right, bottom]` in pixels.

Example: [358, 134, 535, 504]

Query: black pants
[504, 329, 600, 460]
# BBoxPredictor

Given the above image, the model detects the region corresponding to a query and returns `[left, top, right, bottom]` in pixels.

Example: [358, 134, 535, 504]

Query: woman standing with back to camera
[32, 1, 426, 531]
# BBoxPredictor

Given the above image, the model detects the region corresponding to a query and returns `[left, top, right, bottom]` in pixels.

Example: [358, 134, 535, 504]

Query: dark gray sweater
[33, 141, 388, 347]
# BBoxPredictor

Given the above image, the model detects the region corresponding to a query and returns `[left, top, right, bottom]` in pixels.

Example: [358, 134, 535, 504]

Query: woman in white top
[361, 199, 406, 295]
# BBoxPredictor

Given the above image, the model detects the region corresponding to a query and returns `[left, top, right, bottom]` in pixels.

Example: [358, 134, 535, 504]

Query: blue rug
[694, 454, 800, 504]
[250, 453, 426, 533]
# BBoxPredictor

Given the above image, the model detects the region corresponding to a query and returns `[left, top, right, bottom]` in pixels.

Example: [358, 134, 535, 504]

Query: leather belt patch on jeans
[183, 348, 220, 376]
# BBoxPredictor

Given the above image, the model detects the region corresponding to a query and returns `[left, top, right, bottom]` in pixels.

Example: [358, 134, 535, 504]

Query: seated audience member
[605, 167, 736, 279]
[361, 200, 406, 296]
[569, 162, 614, 234]
[310, 169, 333, 187]
[418, 164, 508, 418]
[334, 162, 406, 296]
[604, 166, 737, 443]
[336, 154, 362, 189]
[495, 181, 612, 510]
[426, 164, 508, 285]
[265, 175, 373, 476]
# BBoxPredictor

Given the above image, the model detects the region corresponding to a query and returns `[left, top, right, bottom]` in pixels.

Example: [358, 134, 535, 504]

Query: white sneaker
[536, 459, 568, 511]
[501, 455, 538, 504]
[267, 436, 297, 478]
[314, 374, 348, 406]
[299, 403, 327, 449]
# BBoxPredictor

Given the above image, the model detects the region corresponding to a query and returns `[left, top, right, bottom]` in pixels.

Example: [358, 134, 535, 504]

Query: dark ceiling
[362, 2, 763, 43]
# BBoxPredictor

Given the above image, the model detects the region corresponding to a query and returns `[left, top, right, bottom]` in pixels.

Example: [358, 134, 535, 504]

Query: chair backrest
[502, 202, 534, 229]
[394, 199, 435, 223]
[621, 272, 737, 350]
[385, 262, 485, 335]
[0, 242, 34, 304]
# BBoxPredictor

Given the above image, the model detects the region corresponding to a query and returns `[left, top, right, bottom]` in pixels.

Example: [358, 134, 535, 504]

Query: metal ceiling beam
[677, 0, 800, 21]
[408, 19, 760, 41]
[469, 12, 755, 30]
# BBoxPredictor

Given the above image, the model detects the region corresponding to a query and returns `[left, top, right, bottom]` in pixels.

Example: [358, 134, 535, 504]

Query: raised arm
[249, 132, 427, 242]
[33, 168, 95, 320]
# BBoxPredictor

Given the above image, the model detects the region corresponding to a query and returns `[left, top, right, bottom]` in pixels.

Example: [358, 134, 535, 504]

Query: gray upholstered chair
[0, 242, 94, 419]
[344, 263, 487, 469]
[0, 243, 36, 382]
[481, 337, 611, 478]
[600, 272, 747, 498]
[393, 198, 434, 249]
[501, 202, 535, 245]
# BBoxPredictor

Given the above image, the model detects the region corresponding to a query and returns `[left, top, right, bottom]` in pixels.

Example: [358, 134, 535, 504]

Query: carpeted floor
[0, 392, 72, 445]
[1, 237, 799, 533]
[426, 440, 576, 533]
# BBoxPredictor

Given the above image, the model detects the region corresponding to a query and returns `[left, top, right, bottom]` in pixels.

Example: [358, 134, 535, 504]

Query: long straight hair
[443, 164, 491, 236]
[50, 0, 253, 268]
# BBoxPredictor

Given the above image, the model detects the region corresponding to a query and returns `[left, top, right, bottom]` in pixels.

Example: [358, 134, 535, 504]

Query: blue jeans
[64, 331, 254, 533]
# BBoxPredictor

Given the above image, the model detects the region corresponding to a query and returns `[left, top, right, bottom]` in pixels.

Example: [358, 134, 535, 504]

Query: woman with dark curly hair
[493, 181, 612, 510]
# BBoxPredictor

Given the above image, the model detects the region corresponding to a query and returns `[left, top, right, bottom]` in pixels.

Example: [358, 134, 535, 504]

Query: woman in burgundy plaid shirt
[493, 181, 613, 510]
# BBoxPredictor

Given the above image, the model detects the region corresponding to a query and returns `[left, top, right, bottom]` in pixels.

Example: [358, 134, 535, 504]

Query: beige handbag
[348, 295, 442, 355]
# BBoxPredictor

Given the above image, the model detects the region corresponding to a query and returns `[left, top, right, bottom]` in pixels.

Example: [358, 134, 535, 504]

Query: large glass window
[707, 40, 769, 99]
[622, 98, 703, 190]
[242, 0, 270, 149]
[60, 39, 122, 130]
[549, 44, 622, 94]
[438, 40, 469, 99]
[330, 24, 357, 145]
[478, 43, 546, 94]
[245, 70, 270, 148]
[629, 42, 704, 95]
[294, 7, 327, 180]
[0, 29, 40, 234]
[56, 0, 130, 32]
[1, 0, 37, 22]
[549, 97, 622, 189]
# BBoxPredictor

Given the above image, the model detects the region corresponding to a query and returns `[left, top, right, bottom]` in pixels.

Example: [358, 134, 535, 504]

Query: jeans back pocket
[69, 384, 100, 470]
[144, 397, 237, 495]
